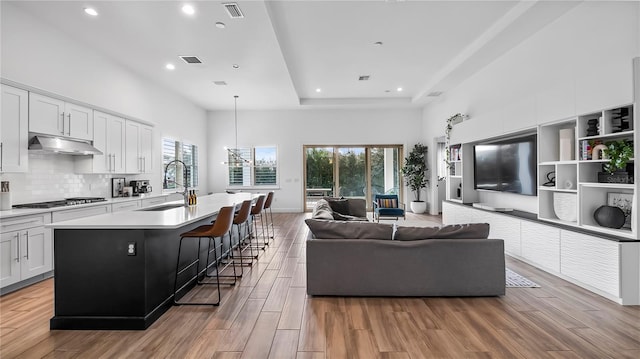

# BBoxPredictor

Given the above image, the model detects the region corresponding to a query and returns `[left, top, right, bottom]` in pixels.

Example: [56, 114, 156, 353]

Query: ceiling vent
[427, 91, 443, 97]
[358, 75, 370, 81]
[213, 81, 228, 86]
[179, 56, 202, 64]
[223, 3, 244, 18]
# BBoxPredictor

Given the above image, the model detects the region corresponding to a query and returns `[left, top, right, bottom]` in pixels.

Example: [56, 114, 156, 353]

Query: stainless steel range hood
[28, 135, 103, 155]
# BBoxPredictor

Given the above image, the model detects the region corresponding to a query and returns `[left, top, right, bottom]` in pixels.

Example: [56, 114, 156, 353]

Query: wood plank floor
[1, 212, 639, 358]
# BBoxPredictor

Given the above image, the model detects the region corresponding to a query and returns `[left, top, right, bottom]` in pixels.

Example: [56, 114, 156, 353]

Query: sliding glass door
[304, 145, 402, 211]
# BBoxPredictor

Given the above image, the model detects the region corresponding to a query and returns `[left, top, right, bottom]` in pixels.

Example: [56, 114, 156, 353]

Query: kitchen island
[48, 192, 257, 330]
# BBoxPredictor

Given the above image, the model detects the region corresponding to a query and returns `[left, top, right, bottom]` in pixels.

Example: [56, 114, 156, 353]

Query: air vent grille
[213, 81, 228, 86]
[180, 56, 202, 64]
[223, 3, 244, 18]
[358, 75, 370, 81]
[427, 91, 443, 97]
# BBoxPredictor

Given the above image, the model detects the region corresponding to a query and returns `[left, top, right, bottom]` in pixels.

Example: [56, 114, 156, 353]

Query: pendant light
[223, 95, 251, 166]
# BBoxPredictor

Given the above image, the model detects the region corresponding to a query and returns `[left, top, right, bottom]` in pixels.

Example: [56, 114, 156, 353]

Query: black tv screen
[473, 135, 537, 196]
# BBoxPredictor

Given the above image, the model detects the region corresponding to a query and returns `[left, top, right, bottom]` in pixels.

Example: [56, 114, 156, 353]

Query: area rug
[506, 268, 541, 288]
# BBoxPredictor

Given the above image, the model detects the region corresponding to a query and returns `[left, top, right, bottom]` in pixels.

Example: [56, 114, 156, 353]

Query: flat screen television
[473, 134, 537, 196]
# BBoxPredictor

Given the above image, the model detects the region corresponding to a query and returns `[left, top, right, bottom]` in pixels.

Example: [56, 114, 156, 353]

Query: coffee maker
[130, 180, 152, 196]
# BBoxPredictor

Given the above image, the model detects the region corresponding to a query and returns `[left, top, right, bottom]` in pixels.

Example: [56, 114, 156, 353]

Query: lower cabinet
[442, 201, 639, 305]
[0, 213, 53, 288]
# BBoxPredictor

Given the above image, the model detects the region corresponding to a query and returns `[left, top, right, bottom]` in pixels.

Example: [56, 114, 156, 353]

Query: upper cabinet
[125, 120, 153, 174]
[76, 111, 126, 173]
[29, 93, 93, 141]
[0, 85, 29, 173]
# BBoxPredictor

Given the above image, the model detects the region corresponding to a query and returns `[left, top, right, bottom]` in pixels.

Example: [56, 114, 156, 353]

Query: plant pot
[597, 171, 633, 184]
[410, 201, 426, 214]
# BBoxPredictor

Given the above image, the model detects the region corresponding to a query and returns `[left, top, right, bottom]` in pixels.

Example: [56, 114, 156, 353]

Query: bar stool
[173, 205, 235, 306]
[231, 199, 257, 267]
[263, 191, 276, 241]
[248, 195, 268, 250]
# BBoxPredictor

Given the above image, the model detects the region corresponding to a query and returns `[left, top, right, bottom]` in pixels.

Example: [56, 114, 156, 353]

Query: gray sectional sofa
[305, 218, 506, 297]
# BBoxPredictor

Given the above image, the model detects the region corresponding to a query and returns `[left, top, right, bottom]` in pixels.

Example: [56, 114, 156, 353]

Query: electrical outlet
[127, 242, 136, 256]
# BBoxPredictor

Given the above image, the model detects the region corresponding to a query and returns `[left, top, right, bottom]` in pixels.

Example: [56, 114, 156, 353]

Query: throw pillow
[312, 199, 334, 220]
[323, 197, 351, 215]
[394, 223, 490, 241]
[305, 219, 393, 239]
[347, 198, 367, 218]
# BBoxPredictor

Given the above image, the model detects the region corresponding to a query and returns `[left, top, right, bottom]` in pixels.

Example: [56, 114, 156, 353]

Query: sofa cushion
[394, 223, 490, 241]
[311, 199, 334, 220]
[347, 198, 367, 218]
[305, 219, 393, 239]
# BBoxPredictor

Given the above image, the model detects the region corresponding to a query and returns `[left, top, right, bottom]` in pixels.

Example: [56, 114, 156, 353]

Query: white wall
[423, 1, 640, 213]
[0, 3, 209, 198]
[207, 108, 423, 212]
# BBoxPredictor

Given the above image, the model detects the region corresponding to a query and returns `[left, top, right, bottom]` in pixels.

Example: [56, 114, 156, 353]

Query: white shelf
[539, 160, 578, 165]
[581, 224, 634, 238]
[579, 182, 635, 189]
[450, 175, 462, 179]
[448, 199, 463, 203]
[578, 130, 634, 141]
[579, 158, 635, 163]
[538, 216, 578, 227]
[539, 187, 578, 193]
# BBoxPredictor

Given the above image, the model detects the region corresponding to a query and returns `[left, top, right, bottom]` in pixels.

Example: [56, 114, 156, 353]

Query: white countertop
[46, 193, 256, 229]
[0, 192, 171, 219]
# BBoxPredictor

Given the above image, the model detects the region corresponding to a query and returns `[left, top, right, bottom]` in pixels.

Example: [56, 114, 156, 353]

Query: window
[227, 146, 278, 187]
[163, 138, 198, 189]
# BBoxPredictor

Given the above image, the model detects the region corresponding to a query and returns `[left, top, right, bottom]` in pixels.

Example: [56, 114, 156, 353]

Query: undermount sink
[140, 203, 186, 211]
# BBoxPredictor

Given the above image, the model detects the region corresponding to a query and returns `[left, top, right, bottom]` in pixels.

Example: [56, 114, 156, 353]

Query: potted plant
[598, 140, 634, 184]
[401, 143, 429, 213]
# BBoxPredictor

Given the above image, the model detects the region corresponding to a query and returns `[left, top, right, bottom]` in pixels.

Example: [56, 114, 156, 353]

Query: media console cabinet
[443, 201, 639, 305]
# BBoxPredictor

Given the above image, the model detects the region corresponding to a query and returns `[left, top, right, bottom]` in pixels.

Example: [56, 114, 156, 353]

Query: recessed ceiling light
[84, 8, 98, 16]
[182, 4, 195, 15]
[232, 64, 239, 69]
[316, 88, 322, 93]
[397, 87, 403, 92]
[215, 22, 226, 29]
[165, 63, 175, 70]
[374, 41, 383, 46]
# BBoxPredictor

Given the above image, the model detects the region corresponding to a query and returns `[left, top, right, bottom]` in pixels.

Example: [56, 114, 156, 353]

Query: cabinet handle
[61, 112, 66, 135]
[113, 154, 116, 172]
[67, 113, 72, 136]
[15, 233, 20, 263]
[1, 142, 3, 172]
[143, 157, 146, 172]
[111, 154, 114, 172]
[139, 157, 143, 172]
[24, 231, 29, 260]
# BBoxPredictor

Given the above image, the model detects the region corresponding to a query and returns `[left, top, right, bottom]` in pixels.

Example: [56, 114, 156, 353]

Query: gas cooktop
[13, 197, 107, 209]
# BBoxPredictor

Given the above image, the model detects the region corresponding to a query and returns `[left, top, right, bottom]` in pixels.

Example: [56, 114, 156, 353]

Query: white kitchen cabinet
[76, 111, 126, 173]
[0, 213, 53, 289]
[29, 93, 93, 141]
[125, 120, 153, 173]
[0, 85, 28, 173]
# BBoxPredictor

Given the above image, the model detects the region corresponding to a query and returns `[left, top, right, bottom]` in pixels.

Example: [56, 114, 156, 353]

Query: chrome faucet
[163, 159, 190, 207]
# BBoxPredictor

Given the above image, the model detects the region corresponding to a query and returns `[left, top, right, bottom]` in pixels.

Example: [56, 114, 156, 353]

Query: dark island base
[50, 215, 237, 330]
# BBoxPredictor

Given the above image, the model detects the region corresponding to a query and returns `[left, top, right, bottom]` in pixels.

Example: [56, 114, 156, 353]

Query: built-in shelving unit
[538, 104, 636, 239]
[445, 143, 478, 204]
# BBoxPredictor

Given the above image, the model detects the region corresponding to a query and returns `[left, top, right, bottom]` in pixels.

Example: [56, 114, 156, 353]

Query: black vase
[593, 205, 626, 229]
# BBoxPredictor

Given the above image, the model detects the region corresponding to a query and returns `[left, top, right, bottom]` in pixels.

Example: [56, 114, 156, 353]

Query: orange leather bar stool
[231, 199, 257, 267]
[263, 191, 276, 241]
[173, 205, 235, 306]
[248, 195, 268, 250]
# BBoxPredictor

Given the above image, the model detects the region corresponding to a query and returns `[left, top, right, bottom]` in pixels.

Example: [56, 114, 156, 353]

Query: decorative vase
[559, 128, 574, 161]
[410, 201, 426, 214]
[593, 205, 625, 229]
[553, 192, 576, 222]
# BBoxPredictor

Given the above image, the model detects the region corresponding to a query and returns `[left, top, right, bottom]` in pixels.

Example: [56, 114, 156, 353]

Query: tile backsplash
[0, 153, 148, 205]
